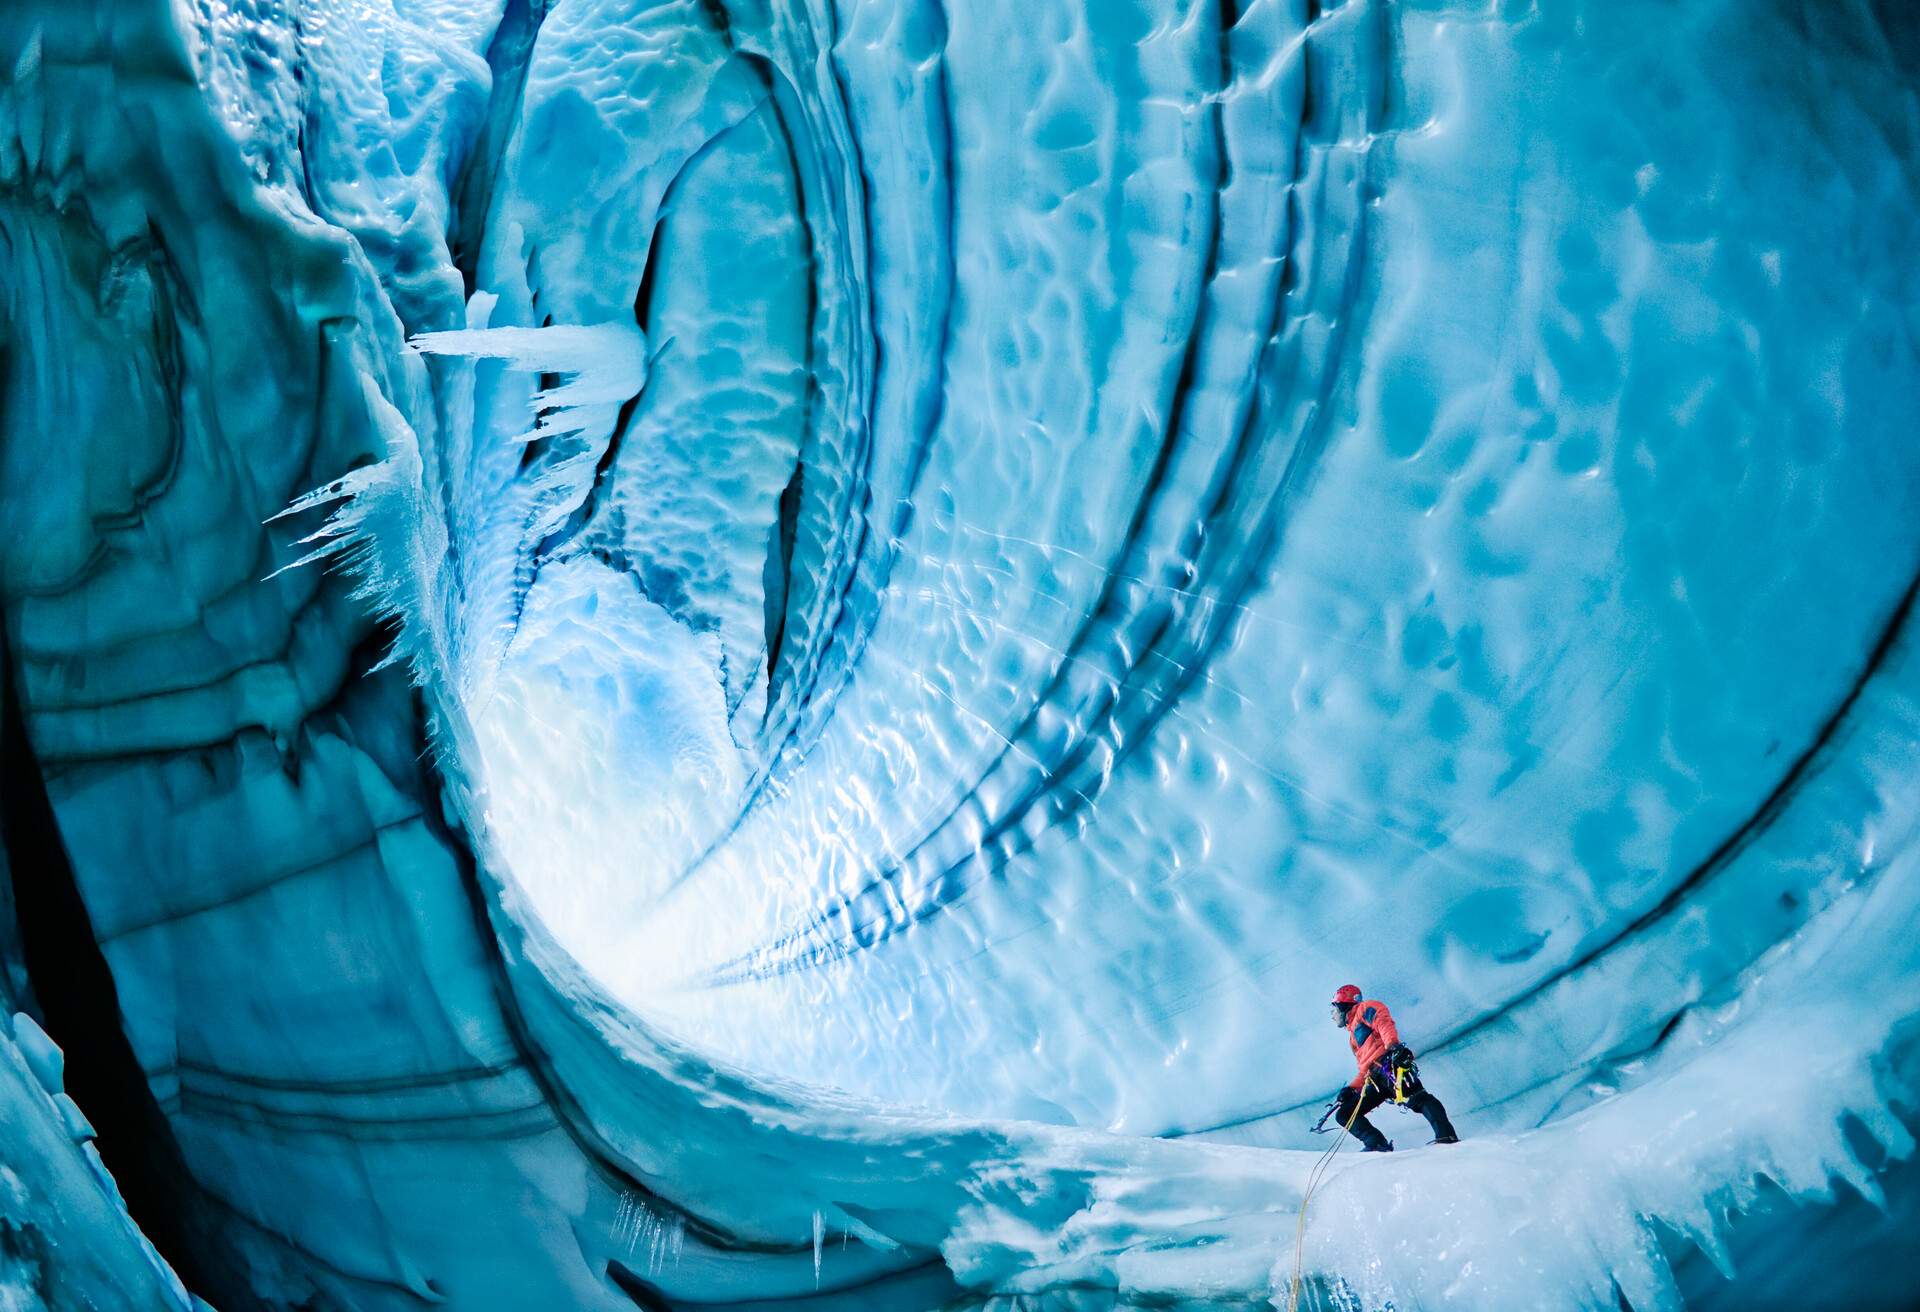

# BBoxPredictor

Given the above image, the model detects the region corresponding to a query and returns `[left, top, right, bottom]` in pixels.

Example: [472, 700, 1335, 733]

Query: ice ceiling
[1, 0, 1918, 1309]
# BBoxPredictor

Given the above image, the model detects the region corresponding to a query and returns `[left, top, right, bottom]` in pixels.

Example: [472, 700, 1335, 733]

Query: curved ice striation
[1, 0, 1918, 1308]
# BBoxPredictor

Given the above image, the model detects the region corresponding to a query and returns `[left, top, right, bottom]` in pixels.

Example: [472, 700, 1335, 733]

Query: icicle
[407, 321, 649, 450]
[811, 1210, 824, 1287]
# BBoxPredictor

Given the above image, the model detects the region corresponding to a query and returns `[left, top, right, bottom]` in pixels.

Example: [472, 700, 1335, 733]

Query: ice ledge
[940, 852, 1920, 1311]
[0, 1010, 199, 1311]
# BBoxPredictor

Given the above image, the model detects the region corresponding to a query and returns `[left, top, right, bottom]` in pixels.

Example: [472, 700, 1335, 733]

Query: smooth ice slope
[0, 0, 1918, 1309]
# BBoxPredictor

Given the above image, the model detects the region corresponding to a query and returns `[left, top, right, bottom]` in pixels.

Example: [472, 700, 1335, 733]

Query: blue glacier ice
[1, 0, 1919, 1308]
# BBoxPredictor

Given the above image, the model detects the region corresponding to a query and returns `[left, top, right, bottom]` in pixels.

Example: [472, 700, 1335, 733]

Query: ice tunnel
[1, 0, 1918, 1308]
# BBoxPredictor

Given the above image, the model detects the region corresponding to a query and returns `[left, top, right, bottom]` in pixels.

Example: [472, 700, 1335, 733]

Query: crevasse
[0, 0, 1917, 1308]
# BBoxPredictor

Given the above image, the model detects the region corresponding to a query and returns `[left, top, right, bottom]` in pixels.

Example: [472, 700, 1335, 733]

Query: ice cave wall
[0, 0, 1918, 1310]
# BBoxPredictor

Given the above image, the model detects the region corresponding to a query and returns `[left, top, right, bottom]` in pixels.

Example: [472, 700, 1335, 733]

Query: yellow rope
[1285, 1083, 1368, 1312]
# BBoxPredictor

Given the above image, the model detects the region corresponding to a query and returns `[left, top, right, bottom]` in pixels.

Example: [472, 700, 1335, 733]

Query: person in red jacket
[1328, 984, 1459, 1151]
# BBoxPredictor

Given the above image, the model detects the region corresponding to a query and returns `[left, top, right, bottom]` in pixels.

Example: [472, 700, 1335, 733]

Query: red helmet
[1332, 985, 1362, 1007]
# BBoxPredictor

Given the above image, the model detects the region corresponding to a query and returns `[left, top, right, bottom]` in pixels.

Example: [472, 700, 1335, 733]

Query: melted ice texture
[385, 0, 1920, 1135]
[7, 0, 1920, 1306]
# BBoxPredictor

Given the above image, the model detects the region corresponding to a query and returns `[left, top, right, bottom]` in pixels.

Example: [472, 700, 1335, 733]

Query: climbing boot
[1348, 1117, 1393, 1153]
[1411, 1091, 1459, 1145]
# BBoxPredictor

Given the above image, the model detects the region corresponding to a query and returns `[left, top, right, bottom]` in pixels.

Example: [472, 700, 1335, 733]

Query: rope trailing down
[1286, 1090, 1368, 1312]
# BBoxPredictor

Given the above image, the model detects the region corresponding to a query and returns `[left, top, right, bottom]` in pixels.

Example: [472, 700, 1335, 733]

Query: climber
[1327, 984, 1459, 1152]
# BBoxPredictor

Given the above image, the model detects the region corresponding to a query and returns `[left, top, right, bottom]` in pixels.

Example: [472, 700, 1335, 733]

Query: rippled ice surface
[1, 0, 1918, 1308]
[443, 0, 1920, 1133]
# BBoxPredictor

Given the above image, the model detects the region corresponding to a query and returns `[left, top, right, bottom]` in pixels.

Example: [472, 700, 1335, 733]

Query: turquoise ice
[1, 0, 1917, 1308]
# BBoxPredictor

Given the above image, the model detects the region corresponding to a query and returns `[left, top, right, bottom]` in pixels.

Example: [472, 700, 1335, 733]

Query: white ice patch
[471, 556, 746, 1000]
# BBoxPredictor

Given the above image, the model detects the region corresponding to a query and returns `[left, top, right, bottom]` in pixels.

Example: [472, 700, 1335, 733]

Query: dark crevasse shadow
[0, 634, 258, 1310]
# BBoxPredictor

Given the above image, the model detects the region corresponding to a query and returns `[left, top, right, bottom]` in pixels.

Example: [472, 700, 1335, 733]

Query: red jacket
[1345, 998, 1400, 1091]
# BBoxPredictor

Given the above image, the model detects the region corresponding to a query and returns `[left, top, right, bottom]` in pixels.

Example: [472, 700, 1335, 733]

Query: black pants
[1337, 1072, 1456, 1150]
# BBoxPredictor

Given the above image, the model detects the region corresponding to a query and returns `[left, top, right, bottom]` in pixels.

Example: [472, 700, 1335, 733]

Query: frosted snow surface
[1, 0, 1919, 1308]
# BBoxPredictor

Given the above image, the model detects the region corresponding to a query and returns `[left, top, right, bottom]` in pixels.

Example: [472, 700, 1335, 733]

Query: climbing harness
[1382, 1044, 1418, 1105]
[1286, 1082, 1368, 1312]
